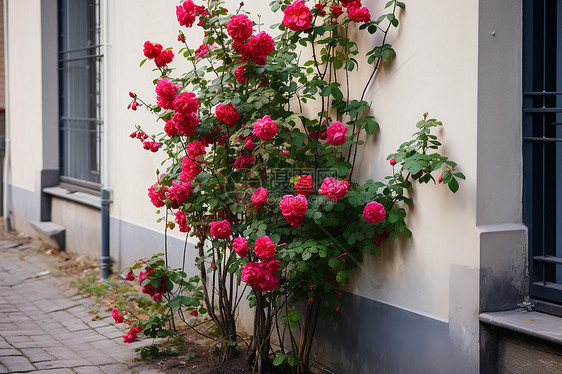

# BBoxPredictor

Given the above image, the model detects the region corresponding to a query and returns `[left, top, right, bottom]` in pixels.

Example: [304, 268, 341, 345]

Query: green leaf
[448, 177, 459, 193]
[273, 354, 286, 366]
[139, 58, 147, 67]
[336, 271, 348, 285]
[288, 356, 299, 367]
[454, 172, 466, 180]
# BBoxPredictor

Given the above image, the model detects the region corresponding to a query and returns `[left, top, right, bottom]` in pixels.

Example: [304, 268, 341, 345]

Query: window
[58, 0, 102, 189]
[523, 0, 562, 303]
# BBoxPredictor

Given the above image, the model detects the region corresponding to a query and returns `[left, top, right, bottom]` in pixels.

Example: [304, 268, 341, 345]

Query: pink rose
[227, 14, 253, 41]
[282, 150, 289, 157]
[258, 271, 280, 292]
[234, 153, 256, 169]
[235, 65, 247, 84]
[347, 1, 371, 23]
[194, 43, 210, 58]
[254, 236, 276, 260]
[283, 0, 313, 31]
[166, 180, 191, 204]
[173, 111, 199, 137]
[175, 210, 190, 232]
[148, 183, 166, 208]
[155, 78, 179, 109]
[326, 121, 347, 146]
[176, 0, 197, 28]
[248, 31, 275, 59]
[232, 237, 249, 257]
[112, 308, 123, 324]
[295, 175, 314, 196]
[279, 194, 308, 227]
[155, 49, 174, 68]
[251, 187, 268, 210]
[173, 92, 199, 114]
[210, 220, 231, 239]
[318, 177, 349, 202]
[143, 41, 163, 59]
[363, 201, 386, 224]
[215, 103, 240, 127]
[389, 157, 396, 166]
[245, 137, 255, 150]
[180, 157, 202, 181]
[153, 293, 162, 302]
[265, 259, 280, 273]
[252, 115, 278, 140]
[241, 262, 262, 286]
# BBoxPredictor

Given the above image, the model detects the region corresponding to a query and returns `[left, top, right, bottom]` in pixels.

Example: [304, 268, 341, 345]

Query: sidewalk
[0, 232, 163, 374]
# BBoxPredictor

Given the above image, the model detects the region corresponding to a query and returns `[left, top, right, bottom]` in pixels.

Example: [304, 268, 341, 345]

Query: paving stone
[0, 348, 21, 357]
[74, 366, 105, 374]
[35, 359, 86, 370]
[20, 348, 55, 363]
[0, 355, 36, 372]
[0, 364, 8, 373]
[32, 369, 75, 374]
[99, 363, 131, 374]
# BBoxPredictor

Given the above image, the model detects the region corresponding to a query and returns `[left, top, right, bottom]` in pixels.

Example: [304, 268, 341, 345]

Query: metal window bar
[522, 0, 562, 303]
[58, 0, 102, 187]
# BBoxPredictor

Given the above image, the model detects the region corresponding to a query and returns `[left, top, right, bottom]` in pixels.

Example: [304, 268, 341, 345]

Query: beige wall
[6, 0, 43, 191]
[103, 0, 482, 322]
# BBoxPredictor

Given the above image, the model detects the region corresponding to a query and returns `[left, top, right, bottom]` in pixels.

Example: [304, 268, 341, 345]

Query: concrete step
[29, 220, 65, 251]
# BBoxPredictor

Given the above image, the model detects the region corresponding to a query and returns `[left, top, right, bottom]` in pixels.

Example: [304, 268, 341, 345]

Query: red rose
[164, 120, 178, 137]
[248, 31, 275, 59]
[347, 2, 371, 23]
[252, 115, 277, 140]
[175, 210, 190, 232]
[279, 194, 308, 227]
[143, 41, 163, 59]
[233, 237, 250, 257]
[227, 14, 253, 41]
[180, 157, 202, 181]
[331, 5, 343, 18]
[166, 180, 190, 205]
[265, 259, 280, 273]
[251, 187, 268, 210]
[318, 177, 349, 202]
[155, 78, 179, 109]
[245, 137, 255, 150]
[210, 220, 231, 239]
[112, 308, 123, 324]
[326, 121, 347, 146]
[389, 157, 396, 166]
[173, 92, 199, 114]
[363, 201, 386, 224]
[215, 103, 240, 127]
[283, 0, 313, 31]
[187, 140, 207, 159]
[148, 183, 166, 208]
[241, 262, 262, 286]
[234, 153, 256, 169]
[254, 236, 276, 260]
[173, 111, 199, 137]
[155, 49, 174, 68]
[234, 65, 247, 84]
[176, 0, 197, 28]
[295, 175, 314, 196]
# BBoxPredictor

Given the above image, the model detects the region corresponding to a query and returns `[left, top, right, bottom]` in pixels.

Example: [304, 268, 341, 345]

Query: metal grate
[58, 0, 102, 186]
[523, 0, 562, 303]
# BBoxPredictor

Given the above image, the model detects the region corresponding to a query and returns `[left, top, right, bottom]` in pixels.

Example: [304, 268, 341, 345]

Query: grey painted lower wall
[312, 293, 476, 374]
[110, 217, 199, 277]
[10, 185, 41, 236]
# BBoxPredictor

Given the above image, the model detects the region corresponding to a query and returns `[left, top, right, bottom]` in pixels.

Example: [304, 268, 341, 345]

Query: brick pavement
[0, 235, 163, 373]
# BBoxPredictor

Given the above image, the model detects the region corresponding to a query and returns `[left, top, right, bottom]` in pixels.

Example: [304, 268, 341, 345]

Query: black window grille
[58, 0, 102, 188]
[523, 0, 562, 303]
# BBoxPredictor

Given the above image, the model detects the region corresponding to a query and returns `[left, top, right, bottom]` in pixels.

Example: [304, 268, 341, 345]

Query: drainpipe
[100, 0, 112, 279]
[3, 0, 12, 231]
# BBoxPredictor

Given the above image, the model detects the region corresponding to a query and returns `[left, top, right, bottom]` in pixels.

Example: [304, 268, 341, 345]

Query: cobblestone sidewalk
[0, 234, 163, 374]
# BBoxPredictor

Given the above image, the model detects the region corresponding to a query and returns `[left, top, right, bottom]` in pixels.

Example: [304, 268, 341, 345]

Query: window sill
[480, 310, 562, 346]
[43, 186, 101, 210]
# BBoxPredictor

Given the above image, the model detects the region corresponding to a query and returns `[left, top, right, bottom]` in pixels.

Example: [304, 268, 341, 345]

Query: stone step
[29, 221, 65, 251]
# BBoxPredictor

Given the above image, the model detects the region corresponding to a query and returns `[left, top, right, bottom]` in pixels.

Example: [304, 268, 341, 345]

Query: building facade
[5, 0, 560, 372]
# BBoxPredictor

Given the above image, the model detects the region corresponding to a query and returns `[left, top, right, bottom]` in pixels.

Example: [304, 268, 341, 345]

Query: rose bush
[125, 0, 464, 372]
